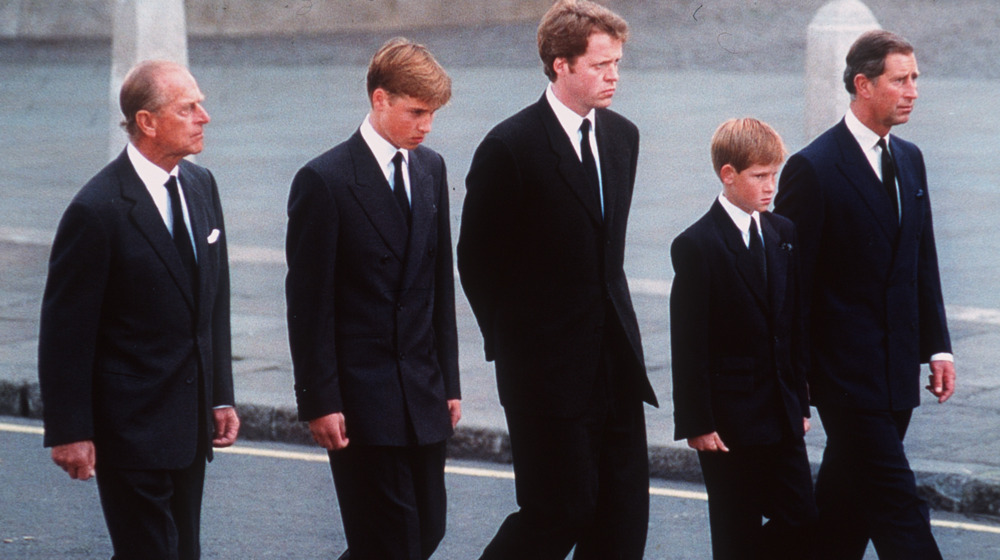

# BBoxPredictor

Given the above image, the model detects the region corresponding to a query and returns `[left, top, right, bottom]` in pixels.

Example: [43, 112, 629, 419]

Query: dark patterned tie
[579, 119, 602, 218]
[164, 176, 198, 295]
[749, 217, 766, 287]
[392, 151, 412, 229]
[877, 137, 899, 221]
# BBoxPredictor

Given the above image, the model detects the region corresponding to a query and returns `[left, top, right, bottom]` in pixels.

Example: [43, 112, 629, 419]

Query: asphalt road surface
[2, 417, 999, 559]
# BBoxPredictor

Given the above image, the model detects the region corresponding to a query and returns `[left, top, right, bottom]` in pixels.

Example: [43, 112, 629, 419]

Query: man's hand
[687, 432, 729, 453]
[803, 417, 811, 434]
[448, 399, 462, 429]
[927, 360, 956, 403]
[309, 412, 349, 451]
[51, 440, 96, 481]
[212, 407, 240, 447]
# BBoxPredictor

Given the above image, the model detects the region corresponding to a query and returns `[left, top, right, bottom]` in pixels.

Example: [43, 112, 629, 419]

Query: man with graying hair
[775, 30, 954, 560]
[39, 59, 238, 559]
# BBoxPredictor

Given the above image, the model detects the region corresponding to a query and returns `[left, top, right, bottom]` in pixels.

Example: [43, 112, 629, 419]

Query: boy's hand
[687, 432, 729, 453]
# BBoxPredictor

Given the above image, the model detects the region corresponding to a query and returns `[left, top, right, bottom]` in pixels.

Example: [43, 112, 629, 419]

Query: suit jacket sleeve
[669, 233, 716, 440]
[434, 157, 461, 400]
[286, 166, 343, 421]
[911, 148, 952, 359]
[457, 135, 521, 362]
[38, 201, 111, 447]
[208, 171, 235, 407]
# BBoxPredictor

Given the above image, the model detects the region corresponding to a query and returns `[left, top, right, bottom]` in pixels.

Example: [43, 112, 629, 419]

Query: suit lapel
[118, 153, 197, 311]
[537, 97, 603, 225]
[832, 121, 899, 241]
[595, 111, 624, 232]
[345, 132, 409, 261]
[761, 214, 787, 316]
[400, 149, 434, 291]
[179, 164, 214, 313]
[711, 201, 767, 308]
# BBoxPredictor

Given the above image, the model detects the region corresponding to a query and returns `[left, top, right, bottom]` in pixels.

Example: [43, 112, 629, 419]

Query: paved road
[3, 417, 1000, 559]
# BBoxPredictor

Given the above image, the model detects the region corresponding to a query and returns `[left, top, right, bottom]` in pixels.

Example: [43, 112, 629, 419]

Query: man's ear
[854, 73, 873, 99]
[553, 56, 569, 78]
[135, 110, 156, 138]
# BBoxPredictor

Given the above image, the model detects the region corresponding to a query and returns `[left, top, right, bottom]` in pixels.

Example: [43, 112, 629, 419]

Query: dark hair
[366, 37, 451, 107]
[119, 60, 183, 138]
[843, 30, 914, 95]
[537, 0, 628, 82]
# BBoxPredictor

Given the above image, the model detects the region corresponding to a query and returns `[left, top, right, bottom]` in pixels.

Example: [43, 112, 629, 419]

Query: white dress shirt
[126, 143, 196, 260]
[360, 115, 411, 203]
[545, 84, 604, 217]
[718, 193, 762, 249]
[845, 109, 901, 219]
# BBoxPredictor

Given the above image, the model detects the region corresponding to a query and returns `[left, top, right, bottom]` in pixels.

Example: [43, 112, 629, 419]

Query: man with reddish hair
[459, 1, 656, 557]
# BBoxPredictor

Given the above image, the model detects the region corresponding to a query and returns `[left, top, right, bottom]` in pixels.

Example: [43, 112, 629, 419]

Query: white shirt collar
[127, 142, 178, 188]
[845, 109, 891, 177]
[546, 84, 596, 155]
[360, 114, 408, 182]
[718, 193, 761, 248]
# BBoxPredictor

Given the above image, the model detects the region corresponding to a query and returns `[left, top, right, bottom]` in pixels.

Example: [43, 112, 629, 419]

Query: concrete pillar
[804, 0, 880, 140]
[108, 0, 189, 160]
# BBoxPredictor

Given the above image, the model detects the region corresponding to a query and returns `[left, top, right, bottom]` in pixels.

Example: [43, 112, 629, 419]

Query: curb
[4, 379, 997, 517]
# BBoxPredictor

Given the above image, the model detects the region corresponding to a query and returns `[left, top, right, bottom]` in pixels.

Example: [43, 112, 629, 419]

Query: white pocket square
[207, 229, 220, 244]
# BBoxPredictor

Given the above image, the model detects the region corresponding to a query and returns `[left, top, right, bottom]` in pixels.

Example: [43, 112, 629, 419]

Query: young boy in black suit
[670, 118, 817, 560]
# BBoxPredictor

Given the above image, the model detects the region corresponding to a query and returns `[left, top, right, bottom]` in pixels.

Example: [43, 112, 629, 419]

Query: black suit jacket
[458, 95, 657, 418]
[670, 201, 809, 447]
[775, 119, 951, 411]
[38, 149, 233, 470]
[286, 131, 460, 447]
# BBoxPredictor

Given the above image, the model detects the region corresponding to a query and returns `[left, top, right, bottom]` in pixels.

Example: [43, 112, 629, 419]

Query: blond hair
[367, 37, 451, 107]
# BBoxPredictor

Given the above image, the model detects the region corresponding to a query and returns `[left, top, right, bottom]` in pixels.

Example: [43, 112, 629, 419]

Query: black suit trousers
[814, 405, 941, 560]
[96, 455, 207, 560]
[480, 327, 649, 560]
[329, 441, 447, 560]
[698, 438, 817, 560]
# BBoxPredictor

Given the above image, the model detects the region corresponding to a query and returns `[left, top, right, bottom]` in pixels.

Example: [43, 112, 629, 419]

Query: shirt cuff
[929, 353, 954, 363]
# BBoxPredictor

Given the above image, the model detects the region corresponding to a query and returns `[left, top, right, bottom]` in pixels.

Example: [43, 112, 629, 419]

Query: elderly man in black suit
[457, 1, 657, 557]
[38, 60, 239, 560]
[285, 38, 460, 560]
[775, 30, 955, 560]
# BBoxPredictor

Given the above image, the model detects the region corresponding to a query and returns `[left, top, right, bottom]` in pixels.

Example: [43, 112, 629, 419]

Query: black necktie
[877, 137, 899, 220]
[164, 176, 198, 293]
[579, 119, 602, 218]
[749, 217, 767, 286]
[392, 151, 412, 228]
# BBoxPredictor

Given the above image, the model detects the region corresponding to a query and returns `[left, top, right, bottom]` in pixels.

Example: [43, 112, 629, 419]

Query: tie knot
[580, 118, 592, 136]
[877, 137, 889, 152]
[392, 151, 404, 166]
[164, 175, 178, 193]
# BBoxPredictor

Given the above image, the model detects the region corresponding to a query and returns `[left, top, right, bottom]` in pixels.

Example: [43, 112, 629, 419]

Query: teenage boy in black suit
[670, 118, 817, 560]
[285, 38, 460, 559]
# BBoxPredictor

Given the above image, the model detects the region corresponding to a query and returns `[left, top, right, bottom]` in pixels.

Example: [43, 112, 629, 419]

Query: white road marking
[3, 422, 998, 535]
